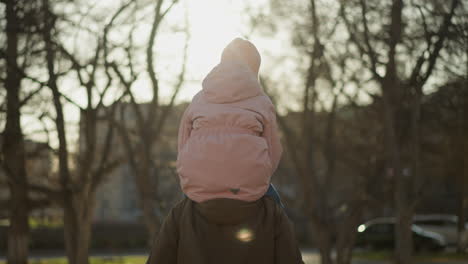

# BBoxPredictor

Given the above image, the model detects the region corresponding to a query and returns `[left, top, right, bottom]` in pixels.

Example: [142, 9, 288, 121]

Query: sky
[150, 0, 295, 106]
[93, 0, 270, 104]
[162, 0, 253, 101]
[21, 0, 274, 147]
[146, 0, 273, 103]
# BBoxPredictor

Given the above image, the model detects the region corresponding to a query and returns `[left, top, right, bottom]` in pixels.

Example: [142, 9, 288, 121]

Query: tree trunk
[457, 80, 468, 253]
[381, 0, 415, 259]
[335, 239, 353, 264]
[336, 206, 363, 264]
[392, 116, 414, 264]
[317, 236, 333, 264]
[382, 91, 414, 264]
[395, 206, 413, 264]
[309, 220, 333, 264]
[457, 196, 467, 253]
[4, 1, 30, 263]
[381, 66, 414, 264]
[135, 159, 160, 238]
[63, 191, 95, 264]
[115, 121, 161, 241]
[7, 185, 29, 264]
[41, 0, 89, 262]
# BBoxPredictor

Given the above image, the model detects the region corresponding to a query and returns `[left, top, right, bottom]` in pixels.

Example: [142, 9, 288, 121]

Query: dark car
[356, 218, 447, 251]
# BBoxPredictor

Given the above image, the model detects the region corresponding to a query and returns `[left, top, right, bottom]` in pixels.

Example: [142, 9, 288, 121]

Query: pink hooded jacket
[176, 39, 282, 202]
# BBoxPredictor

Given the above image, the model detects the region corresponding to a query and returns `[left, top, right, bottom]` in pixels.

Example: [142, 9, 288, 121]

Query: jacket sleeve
[146, 209, 179, 264]
[177, 105, 193, 154]
[274, 207, 305, 264]
[262, 103, 283, 171]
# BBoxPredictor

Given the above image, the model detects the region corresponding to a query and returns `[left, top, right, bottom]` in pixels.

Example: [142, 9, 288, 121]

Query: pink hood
[202, 61, 263, 104]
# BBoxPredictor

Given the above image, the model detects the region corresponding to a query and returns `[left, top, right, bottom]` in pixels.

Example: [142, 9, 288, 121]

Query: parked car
[413, 214, 468, 246]
[414, 214, 459, 226]
[356, 218, 447, 251]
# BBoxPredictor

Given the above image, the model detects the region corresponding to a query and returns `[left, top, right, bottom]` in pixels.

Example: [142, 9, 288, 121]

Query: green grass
[0, 252, 465, 264]
[0, 256, 147, 264]
[353, 251, 468, 261]
[353, 250, 393, 260]
[28, 217, 63, 229]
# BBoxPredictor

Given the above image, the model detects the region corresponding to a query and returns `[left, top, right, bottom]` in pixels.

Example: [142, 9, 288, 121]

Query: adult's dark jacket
[146, 196, 304, 264]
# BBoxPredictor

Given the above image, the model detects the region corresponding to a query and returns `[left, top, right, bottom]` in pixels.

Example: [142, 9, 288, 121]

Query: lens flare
[358, 224, 366, 233]
[236, 228, 254, 242]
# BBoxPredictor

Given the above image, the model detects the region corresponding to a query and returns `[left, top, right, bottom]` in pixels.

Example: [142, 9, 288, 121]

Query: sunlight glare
[185, 0, 247, 80]
[136, 0, 249, 102]
[236, 228, 255, 243]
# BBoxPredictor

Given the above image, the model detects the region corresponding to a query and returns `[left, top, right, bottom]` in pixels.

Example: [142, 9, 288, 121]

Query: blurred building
[84, 102, 187, 223]
[0, 136, 53, 219]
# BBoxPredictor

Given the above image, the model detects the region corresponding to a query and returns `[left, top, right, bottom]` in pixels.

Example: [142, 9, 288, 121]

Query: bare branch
[160, 0, 180, 21]
[153, 21, 190, 143]
[59, 90, 84, 110]
[91, 103, 118, 191]
[20, 86, 44, 107]
[57, 44, 86, 86]
[385, 0, 404, 79]
[146, 0, 173, 128]
[114, 110, 138, 173]
[110, 62, 145, 127]
[415, 4, 431, 45]
[43, 0, 72, 189]
[408, 0, 459, 89]
[359, 0, 380, 78]
[420, 0, 460, 85]
[340, 0, 383, 81]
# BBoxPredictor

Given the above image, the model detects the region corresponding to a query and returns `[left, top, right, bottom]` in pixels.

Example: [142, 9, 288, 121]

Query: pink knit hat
[221, 38, 261, 75]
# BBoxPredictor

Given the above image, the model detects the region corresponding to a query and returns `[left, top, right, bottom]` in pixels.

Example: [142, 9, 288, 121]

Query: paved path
[0, 250, 466, 264]
[301, 250, 467, 264]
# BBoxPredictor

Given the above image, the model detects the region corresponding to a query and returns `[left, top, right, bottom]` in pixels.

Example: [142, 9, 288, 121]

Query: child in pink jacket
[176, 38, 283, 203]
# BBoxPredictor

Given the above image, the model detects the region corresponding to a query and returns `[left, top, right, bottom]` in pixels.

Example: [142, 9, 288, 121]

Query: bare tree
[340, 0, 460, 262]
[38, 1, 128, 263]
[448, 82, 468, 253]
[0, 1, 46, 263]
[459, 82, 468, 253]
[107, 0, 189, 238]
[441, 3, 468, 252]
[1, 1, 29, 262]
[423, 79, 468, 253]
[248, 0, 464, 263]
[253, 1, 385, 263]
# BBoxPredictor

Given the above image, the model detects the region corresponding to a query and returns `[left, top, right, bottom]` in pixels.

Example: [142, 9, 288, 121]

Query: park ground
[0, 250, 467, 264]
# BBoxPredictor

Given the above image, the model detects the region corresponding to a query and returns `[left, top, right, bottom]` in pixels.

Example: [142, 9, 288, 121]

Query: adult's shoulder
[260, 196, 284, 218]
[171, 198, 192, 214]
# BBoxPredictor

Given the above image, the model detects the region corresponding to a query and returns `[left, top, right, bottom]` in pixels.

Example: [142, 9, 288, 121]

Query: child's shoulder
[258, 93, 275, 105]
[252, 93, 276, 112]
[191, 91, 204, 103]
[190, 90, 276, 116]
[233, 92, 273, 107]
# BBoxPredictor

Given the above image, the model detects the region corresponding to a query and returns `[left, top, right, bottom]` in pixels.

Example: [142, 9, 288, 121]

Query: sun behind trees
[0, 0, 467, 264]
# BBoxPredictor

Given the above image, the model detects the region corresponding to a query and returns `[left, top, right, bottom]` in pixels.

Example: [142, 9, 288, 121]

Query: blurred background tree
[0, 0, 467, 264]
